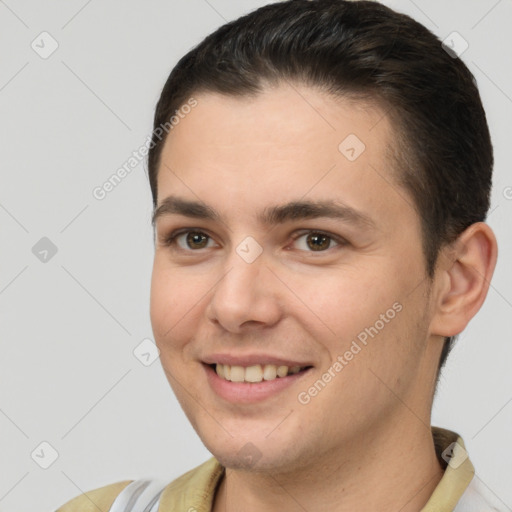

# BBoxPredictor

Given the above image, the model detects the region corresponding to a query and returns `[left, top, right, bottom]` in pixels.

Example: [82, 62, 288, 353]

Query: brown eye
[305, 233, 331, 251]
[292, 231, 343, 252]
[164, 230, 216, 251]
[185, 231, 210, 249]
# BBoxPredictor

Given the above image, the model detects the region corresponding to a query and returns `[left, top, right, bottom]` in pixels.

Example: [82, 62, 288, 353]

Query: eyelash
[161, 228, 347, 254]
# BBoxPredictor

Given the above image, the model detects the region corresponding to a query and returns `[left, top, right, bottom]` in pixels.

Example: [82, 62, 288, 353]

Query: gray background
[0, 1, 511, 511]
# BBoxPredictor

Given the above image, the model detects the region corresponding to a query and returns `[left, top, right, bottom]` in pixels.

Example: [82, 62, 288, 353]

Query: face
[150, 83, 441, 473]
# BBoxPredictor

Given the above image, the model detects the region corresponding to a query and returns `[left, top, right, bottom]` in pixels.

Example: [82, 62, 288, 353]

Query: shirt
[55, 426, 506, 511]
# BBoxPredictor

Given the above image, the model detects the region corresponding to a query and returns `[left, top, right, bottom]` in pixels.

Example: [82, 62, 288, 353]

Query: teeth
[230, 365, 245, 382]
[263, 364, 277, 381]
[276, 365, 288, 377]
[245, 365, 263, 383]
[214, 363, 307, 383]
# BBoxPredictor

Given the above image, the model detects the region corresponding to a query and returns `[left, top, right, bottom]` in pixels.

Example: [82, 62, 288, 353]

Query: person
[56, 0, 505, 510]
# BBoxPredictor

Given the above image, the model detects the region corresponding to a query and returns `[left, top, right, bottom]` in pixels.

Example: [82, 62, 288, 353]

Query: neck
[212, 420, 444, 512]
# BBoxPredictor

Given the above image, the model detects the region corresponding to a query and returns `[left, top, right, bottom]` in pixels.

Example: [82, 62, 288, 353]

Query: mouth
[208, 363, 313, 383]
[203, 362, 314, 404]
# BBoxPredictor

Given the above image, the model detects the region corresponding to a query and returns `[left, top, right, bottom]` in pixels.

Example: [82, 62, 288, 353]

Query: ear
[430, 222, 498, 337]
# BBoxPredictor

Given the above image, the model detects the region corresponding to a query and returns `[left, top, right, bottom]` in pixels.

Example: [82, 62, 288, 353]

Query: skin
[149, 82, 497, 511]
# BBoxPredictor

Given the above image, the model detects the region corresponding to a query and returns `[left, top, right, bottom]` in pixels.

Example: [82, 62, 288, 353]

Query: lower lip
[204, 364, 312, 404]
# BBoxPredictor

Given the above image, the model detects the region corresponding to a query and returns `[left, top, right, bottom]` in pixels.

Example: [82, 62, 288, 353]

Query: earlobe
[430, 222, 498, 338]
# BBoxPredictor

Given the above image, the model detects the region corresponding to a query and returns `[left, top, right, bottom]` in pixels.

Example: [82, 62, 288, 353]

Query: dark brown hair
[146, 0, 493, 372]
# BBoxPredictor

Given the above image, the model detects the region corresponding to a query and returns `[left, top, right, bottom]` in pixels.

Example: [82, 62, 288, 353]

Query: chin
[211, 448, 284, 472]
[199, 430, 309, 474]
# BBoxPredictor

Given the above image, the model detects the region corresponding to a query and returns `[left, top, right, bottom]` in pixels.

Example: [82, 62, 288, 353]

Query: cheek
[149, 258, 215, 353]
[150, 261, 192, 342]
[294, 263, 420, 379]
[292, 265, 392, 337]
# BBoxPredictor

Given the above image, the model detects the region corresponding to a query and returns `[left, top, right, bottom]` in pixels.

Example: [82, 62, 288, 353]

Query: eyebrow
[151, 195, 377, 230]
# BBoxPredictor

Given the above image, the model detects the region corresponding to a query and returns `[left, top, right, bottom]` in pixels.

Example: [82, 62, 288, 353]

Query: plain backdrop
[0, 1, 511, 511]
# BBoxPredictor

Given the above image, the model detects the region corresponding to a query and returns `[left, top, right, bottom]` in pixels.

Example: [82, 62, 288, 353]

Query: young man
[57, 0, 503, 510]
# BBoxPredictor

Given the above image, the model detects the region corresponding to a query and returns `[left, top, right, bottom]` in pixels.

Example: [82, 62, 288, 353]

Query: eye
[161, 228, 347, 254]
[290, 230, 346, 252]
[163, 230, 216, 251]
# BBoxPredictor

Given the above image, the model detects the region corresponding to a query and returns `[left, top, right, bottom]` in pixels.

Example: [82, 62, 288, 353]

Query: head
[148, 0, 497, 471]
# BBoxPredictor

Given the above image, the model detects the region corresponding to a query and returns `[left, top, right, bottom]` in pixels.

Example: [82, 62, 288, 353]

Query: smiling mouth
[208, 363, 313, 383]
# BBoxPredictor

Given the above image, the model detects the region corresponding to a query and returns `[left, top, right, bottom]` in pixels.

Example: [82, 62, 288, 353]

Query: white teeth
[230, 365, 245, 382]
[244, 365, 263, 383]
[276, 365, 288, 378]
[214, 363, 307, 383]
[263, 364, 277, 381]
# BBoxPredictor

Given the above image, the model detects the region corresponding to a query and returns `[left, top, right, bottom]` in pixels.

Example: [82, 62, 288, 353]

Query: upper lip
[202, 353, 313, 368]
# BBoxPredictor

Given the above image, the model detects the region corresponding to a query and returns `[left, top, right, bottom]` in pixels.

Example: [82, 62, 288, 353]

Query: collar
[158, 426, 474, 512]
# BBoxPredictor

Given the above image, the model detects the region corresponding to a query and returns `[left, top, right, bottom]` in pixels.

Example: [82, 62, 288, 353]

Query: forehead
[163, 83, 392, 156]
[155, 83, 411, 229]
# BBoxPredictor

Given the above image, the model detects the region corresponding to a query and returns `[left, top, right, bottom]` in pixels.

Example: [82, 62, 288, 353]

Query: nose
[205, 246, 283, 334]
